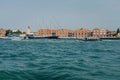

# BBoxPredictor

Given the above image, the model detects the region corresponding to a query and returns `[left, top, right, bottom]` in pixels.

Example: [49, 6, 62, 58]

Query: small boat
[100, 37, 120, 40]
[82, 37, 102, 41]
[0, 37, 6, 39]
[11, 34, 27, 41]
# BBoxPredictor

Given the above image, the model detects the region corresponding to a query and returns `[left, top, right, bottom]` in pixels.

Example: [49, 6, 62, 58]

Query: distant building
[38, 28, 74, 37]
[109, 31, 117, 37]
[27, 27, 117, 38]
[38, 29, 51, 36]
[26, 26, 33, 35]
[56, 29, 73, 37]
[92, 28, 108, 37]
[74, 28, 91, 38]
[92, 28, 100, 37]
[0, 28, 6, 37]
[51, 29, 57, 36]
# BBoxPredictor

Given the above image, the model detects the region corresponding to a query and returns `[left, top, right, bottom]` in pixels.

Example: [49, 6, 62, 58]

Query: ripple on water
[0, 39, 120, 80]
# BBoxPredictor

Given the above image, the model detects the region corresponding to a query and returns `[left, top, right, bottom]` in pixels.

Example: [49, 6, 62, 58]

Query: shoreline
[1, 36, 120, 41]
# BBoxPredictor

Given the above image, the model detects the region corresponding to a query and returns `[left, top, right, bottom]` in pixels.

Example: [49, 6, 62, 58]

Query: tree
[5, 29, 22, 36]
[5, 29, 13, 36]
[13, 30, 22, 34]
[117, 28, 120, 34]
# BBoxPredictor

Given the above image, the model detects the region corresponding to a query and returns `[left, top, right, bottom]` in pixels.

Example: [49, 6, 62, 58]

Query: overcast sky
[0, 0, 120, 31]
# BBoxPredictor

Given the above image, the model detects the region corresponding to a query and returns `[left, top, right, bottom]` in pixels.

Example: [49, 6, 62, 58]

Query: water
[0, 39, 120, 80]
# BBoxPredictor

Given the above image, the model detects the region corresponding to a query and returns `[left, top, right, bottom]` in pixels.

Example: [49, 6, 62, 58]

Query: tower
[26, 26, 31, 35]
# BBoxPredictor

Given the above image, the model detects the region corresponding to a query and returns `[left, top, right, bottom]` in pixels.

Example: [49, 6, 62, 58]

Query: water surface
[0, 39, 120, 80]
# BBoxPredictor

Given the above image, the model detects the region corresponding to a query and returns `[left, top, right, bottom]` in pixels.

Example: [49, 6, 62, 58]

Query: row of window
[93, 33, 106, 35]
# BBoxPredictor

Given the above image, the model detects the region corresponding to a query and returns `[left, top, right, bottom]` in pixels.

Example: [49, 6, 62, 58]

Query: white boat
[11, 37, 22, 41]
[11, 34, 27, 41]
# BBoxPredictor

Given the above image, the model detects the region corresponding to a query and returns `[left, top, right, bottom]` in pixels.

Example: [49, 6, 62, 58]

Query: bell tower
[26, 26, 31, 35]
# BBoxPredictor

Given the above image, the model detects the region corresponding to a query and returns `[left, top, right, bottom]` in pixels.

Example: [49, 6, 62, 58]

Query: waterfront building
[27, 27, 118, 38]
[0, 28, 6, 37]
[38, 28, 73, 37]
[100, 29, 109, 37]
[74, 28, 91, 38]
[38, 29, 57, 36]
[109, 31, 117, 37]
[92, 28, 100, 37]
[92, 28, 108, 38]
[56, 29, 74, 37]
[51, 29, 57, 36]
[32, 32, 39, 36]
[38, 29, 51, 36]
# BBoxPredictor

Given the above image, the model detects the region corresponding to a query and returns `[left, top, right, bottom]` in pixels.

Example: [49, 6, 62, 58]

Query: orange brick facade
[26, 26, 116, 38]
[0, 29, 6, 37]
[38, 29, 57, 36]
[74, 28, 91, 38]
[56, 29, 74, 37]
[92, 28, 108, 37]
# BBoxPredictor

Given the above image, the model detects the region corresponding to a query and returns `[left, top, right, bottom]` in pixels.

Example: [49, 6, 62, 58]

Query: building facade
[38, 29, 57, 36]
[56, 29, 74, 37]
[0, 28, 6, 37]
[30, 27, 116, 38]
[92, 28, 108, 37]
[74, 28, 91, 38]
[37, 28, 74, 37]
[107, 31, 116, 37]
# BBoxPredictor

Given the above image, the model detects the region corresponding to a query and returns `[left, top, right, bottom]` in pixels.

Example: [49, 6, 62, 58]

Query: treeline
[5, 29, 24, 36]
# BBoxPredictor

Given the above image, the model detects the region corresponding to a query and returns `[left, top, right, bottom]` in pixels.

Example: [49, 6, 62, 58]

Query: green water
[0, 39, 120, 80]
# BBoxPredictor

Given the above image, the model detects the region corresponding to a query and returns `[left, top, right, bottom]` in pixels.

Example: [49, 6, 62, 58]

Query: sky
[0, 0, 120, 31]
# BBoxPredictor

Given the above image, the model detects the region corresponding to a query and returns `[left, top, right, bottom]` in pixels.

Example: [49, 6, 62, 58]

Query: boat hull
[27, 35, 58, 39]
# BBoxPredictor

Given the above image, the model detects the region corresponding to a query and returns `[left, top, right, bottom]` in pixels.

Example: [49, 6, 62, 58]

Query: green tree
[13, 30, 22, 34]
[117, 28, 120, 34]
[5, 29, 22, 36]
[5, 29, 13, 36]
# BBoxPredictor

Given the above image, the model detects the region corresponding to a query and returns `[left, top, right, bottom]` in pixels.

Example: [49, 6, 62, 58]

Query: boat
[100, 37, 120, 40]
[0, 37, 6, 39]
[27, 35, 44, 39]
[11, 37, 23, 41]
[82, 37, 102, 41]
[44, 35, 58, 39]
[45, 32, 58, 39]
[27, 35, 58, 39]
[11, 34, 28, 41]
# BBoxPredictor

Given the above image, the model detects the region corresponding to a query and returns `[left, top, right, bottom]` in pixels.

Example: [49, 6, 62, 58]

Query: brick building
[32, 27, 116, 38]
[0, 28, 6, 37]
[38, 29, 57, 36]
[74, 28, 91, 38]
[92, 28, 108, 37]
[56, 29, 74, 37]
